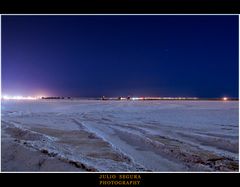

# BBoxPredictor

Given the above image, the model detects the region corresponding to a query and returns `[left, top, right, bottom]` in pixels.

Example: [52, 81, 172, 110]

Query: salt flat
[1, 100, 239, 171]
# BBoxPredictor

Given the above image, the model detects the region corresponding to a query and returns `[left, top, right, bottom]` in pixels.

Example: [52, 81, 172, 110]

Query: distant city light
[131, 97, 140, 101]
[222, 97, 228, 101]
[1, 95, 38, 100]
[130, 97, 198, 101]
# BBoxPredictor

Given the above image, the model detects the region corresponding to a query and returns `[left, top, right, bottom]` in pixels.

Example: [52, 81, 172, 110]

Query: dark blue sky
[2, 16, 238, 98]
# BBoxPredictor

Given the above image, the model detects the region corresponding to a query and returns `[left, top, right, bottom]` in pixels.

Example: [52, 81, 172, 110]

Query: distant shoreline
[40, 97, 239, 101]
[1, 96, 238, 101]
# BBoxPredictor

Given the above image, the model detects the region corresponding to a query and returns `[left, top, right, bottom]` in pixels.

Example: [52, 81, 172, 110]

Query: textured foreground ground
[1, 100, 239, 171]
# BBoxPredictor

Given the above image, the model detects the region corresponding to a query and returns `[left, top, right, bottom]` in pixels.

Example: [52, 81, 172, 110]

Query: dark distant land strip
[41, 97, 238, 101]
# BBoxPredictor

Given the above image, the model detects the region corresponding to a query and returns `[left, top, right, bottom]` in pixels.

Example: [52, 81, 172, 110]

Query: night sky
[2, 16, 239, 98]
